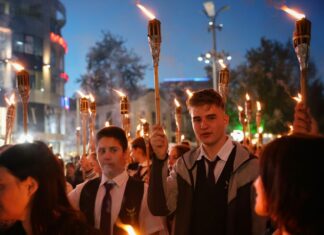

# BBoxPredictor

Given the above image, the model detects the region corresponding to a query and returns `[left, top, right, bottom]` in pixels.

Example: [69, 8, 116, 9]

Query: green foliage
[227, 37, 324, 134]
[77, 31, 147, 104]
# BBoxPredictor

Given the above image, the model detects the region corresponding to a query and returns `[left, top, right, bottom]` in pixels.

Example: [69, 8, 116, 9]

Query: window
[12, 33, 43, 56]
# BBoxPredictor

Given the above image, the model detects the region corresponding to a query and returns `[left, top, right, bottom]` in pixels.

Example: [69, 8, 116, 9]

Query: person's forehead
[97, 137, 122, 148]
[190, 104, 220, 115]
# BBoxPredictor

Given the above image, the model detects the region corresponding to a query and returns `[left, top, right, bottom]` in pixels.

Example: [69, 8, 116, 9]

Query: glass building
[0, 0, 68, 154]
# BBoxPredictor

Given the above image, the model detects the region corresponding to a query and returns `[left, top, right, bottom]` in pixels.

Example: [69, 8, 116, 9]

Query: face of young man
[189, 104, 228, 147]
[97, 137, 127, 179]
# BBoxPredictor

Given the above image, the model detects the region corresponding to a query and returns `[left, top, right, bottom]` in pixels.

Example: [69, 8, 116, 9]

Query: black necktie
[205, 157, 220, 185]
[100, 182, 113, 235]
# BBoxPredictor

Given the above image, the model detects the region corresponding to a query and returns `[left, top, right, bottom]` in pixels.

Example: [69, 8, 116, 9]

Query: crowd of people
[0, 88, 323, 235]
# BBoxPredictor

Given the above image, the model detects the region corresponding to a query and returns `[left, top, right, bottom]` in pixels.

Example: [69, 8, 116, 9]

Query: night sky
[61, 0, 324, 98]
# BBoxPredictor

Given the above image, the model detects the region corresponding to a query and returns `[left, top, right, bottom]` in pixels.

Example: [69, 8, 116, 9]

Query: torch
[88, 94, 96, 154]
[141, 119, 151, 180]
[16, 70, 30, 136]
[245, 93, 252, 142]
[4, 94, 16, 144]
[281, 5, 311, 106]
[174, 98, 182, 144]
[114, 89, 131, 139]
[238, 105, 247, 143]
[76, 127, 81, 156]
[218, 59, 230, 103]
[137, 4, 162, 125]
[78, 92, 89, 156]
[256, 101, 263, 147]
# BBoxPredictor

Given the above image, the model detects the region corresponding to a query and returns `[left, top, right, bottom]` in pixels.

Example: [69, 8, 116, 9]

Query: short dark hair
[96, 126, 128, 152]
[187, 88, 224, 110]
[259, 135, 324, 234]
[173, 144, 190, 158]
[131, 137, 147, 155]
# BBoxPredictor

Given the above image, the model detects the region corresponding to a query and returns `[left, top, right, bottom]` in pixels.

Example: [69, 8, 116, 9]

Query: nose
[200, 118, 208, 129]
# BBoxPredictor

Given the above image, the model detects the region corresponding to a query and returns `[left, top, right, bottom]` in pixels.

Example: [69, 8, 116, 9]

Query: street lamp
[203, 1, 229, 91]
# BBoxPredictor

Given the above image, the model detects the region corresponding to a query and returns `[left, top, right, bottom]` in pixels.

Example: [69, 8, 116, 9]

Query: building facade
[0, 0, 68, 153]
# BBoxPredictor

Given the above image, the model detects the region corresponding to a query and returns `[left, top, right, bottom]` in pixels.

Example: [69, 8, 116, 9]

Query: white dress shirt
[68, 170, 168, 235]
[197, 137, 234, 182]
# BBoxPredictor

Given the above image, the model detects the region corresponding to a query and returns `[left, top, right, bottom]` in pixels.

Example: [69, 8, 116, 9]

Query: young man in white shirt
[69, 126, 167, 235]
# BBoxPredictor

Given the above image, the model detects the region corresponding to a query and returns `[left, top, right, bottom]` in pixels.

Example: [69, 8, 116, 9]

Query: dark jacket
[148, 141, 267, 235]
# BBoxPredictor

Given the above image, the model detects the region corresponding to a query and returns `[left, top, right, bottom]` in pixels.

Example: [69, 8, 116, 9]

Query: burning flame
[77, 90, 87, 98]
[137, 3, 156, 20]
[258, 126, 263, 133]
[174, 98, 180, 107]
[5, 93, 15, 106]
[281, 5, 305, 20]
[140, 118, 147, 124]
[89, 93, 95, 102]
[113, 89, 126, 97]
[256, 101, 261, 111]
[136, 123, 142, 131]
[116, 220, 137, 235]
[11, 62, 24, 71]
[292, 93, 302, 103]
[237, 106, 243, 112]
[245, 93, 250, 101]
[181, 134, 185, 141]
[186, 89, 193, 98]
[76, 126, 81, 131]
[105, 121, 110, 127]
[218, 59, 226, 69]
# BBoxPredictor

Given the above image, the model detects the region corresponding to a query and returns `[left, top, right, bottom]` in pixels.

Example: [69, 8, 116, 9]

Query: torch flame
[105, 121, 110, 127]
[237, 106, 243, 112]
[5, 93, 15, 106]
[218, 59, 227, 69]
[186, 89, 193, 98]
[116, 220, 137, 235]
[292, 93, 302, 103]
[137, 3, 156, 20]
[281, 5, 305, 20]
[77, 90, 87, 98]
[136, 123, 142, 131]
[89, 93, 95, 102]
[245, 93, 250, 101]
[113, 89, 126, 97]
[140, 118, 147, 124]
[174, 98, 180, 107]
[256, 101, 261, 111]
[76, 126, 81, 131]
[10, 62, 25, 71]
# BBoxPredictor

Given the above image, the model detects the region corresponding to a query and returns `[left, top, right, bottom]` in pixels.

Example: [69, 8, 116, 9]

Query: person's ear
[224, 114, 229, 125]
[25, 176, 39, 196]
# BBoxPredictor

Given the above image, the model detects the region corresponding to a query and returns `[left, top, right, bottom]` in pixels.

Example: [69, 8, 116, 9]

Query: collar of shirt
[197, 136, 234, 162]
[100, 170, 129, 188]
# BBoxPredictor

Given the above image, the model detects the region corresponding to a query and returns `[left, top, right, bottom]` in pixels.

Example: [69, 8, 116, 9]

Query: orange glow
[174, 98, 180, 107]
[292, 93, 302, 103]
[5, 93, 15, 106]
[113, 89, 126, 97]
[105, 121, 110, 127]
[137, 4, 156, 20]
[281, 5, 305, 20]
[186, 89, 193, 98]
[237, 105, 243, 112]
[245, 93, 250, 101]
[116, 222, 137, 235]
[256, 101, 261, 111]
[50, 32, 68, 53]
[140, 118, 147, 124]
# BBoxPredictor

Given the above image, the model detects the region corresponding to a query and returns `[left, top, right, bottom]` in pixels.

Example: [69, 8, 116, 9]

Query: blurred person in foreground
[0, 141, 99, 235]
[148, 89, 266, 235]
[254, 134, 324, 235]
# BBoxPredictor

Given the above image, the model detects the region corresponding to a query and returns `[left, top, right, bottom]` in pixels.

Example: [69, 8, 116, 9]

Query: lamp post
[203, 2, 229, 91]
